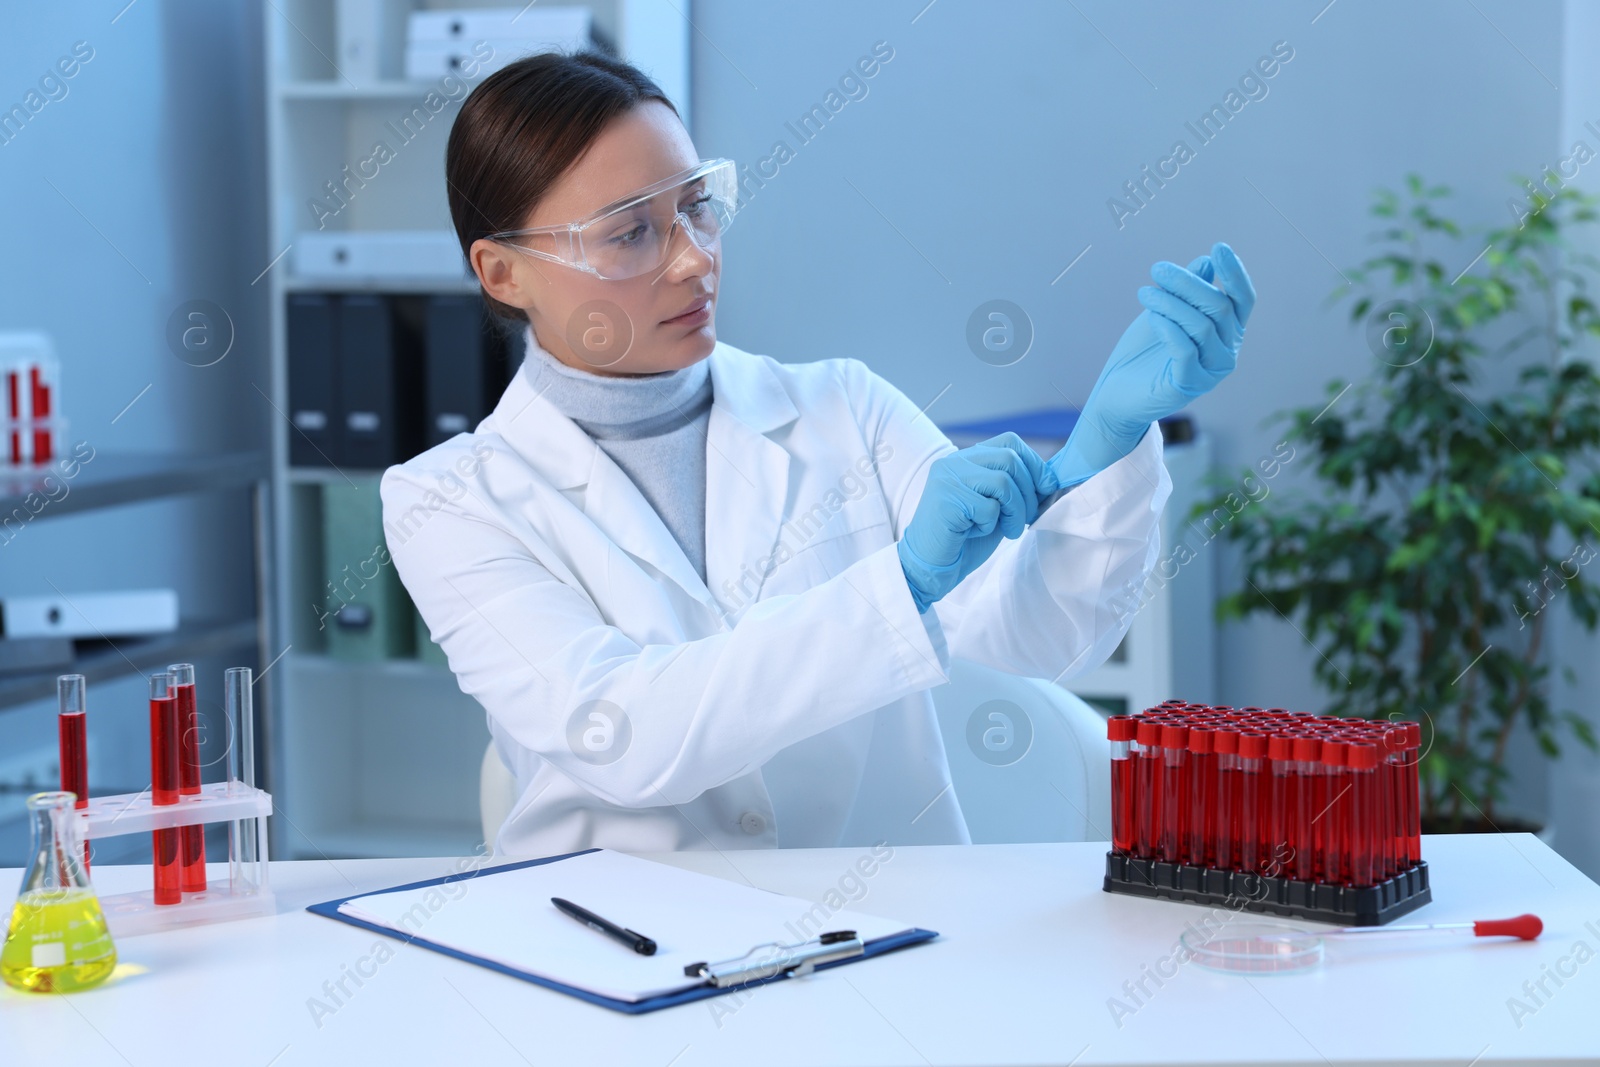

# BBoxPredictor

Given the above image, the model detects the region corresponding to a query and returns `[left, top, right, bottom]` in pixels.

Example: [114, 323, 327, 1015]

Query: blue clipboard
[306, 847, 941, 1014]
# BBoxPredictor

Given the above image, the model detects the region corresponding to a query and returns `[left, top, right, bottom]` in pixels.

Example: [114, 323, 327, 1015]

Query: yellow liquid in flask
[1, 887, 117, 993]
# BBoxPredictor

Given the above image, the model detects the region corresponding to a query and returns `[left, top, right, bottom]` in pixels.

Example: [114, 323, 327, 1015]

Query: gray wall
[0, 1, 266, 863]
[691, 0, 1574, 832]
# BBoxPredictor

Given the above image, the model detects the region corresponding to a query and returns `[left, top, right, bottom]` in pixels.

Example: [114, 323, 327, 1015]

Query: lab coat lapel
[491, 348, 719, 616]
[490, 337, 799, 623]
[703, 343, 799, 620]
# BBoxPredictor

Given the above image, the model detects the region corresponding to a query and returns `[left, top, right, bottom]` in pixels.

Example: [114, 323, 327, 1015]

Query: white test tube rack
[74, 665, 274, 938]
[77, 782, 275, 938]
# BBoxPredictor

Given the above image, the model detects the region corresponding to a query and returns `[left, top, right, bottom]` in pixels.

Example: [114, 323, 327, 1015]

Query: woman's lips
[663, 298, 711, 325]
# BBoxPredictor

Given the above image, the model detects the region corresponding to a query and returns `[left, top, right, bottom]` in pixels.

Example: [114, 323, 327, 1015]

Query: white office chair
[930, 659, 1112, 844]
[478, 660, 1112, 851]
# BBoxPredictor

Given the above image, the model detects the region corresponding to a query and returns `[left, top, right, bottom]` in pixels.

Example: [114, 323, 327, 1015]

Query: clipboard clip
[682, 929, 863, 988]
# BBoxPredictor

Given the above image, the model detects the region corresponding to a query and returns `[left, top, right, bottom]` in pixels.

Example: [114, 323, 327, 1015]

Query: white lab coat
[380, 332, 1172, 857]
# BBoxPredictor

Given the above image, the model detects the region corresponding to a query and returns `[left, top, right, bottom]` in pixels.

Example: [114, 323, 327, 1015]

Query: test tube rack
[1104, 852, 1432, 926]
[78, 783, 275, 938]
[1102, 700, 1432, 926]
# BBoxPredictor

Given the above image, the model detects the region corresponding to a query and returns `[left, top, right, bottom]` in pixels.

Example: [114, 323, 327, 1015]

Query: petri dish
[1181, 920, 1324, 974]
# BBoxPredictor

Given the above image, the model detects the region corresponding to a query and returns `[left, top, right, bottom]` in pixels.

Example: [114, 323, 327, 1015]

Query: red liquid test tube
[1402, 722, 1422, 866]
[1186, 728, 1216, 867]
[1308, 737, 1332, 882]
[169, 662, 208, 893]
[1291, 736, 1320, 881]
[1134, 719, 1163, 860]
[150, 671, 182, 905]
[1266, 735, 1294, 872]
[57, 673, 90, 872]
[1213, 728, 1240, 869]
[1159, 725, 1189, 863]
[1378, 727, 1403, 881]
[1346, 742, 1380, 887]
[1320, 740, 1348, 884]
[1109, 716, 1136, 856]
[1236, 733, 1267, 873]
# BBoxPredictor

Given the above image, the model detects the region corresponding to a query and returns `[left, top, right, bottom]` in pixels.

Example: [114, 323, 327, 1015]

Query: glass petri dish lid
[1181, 920, 1324, 974]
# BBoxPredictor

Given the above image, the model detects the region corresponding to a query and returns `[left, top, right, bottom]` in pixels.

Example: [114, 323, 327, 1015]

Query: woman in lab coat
[381, 51, 1255, 857]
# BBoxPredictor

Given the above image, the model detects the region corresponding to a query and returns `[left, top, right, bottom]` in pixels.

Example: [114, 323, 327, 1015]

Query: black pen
[552, 897, 657, 955]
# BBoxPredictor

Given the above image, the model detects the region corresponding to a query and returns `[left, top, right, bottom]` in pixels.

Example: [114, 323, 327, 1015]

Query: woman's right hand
[896, 432, 1058, 613]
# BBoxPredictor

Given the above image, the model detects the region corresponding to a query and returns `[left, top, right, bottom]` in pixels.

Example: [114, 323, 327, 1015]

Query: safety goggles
[486, 158, 739, 281]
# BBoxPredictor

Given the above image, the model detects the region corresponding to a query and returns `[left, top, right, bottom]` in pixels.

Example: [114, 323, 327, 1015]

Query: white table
[3, 836, 1597, 1066]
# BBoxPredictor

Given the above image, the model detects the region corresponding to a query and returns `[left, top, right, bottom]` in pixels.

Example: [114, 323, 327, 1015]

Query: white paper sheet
[336, 849, 915, 1002]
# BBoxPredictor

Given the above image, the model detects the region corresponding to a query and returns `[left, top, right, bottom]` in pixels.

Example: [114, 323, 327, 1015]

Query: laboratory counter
[3, 836, 1597, 1066]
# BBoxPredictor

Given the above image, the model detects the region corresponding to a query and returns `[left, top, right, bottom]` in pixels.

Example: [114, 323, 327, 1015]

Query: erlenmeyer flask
[1, 790, 116, 992]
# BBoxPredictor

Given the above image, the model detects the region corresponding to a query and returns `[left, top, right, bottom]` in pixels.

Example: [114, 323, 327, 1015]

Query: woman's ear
[470, 238, 536, 312]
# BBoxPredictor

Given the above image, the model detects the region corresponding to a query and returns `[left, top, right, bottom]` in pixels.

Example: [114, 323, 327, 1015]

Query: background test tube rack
[1102, 700, 1432, 926]
[77, 783, 274, 938]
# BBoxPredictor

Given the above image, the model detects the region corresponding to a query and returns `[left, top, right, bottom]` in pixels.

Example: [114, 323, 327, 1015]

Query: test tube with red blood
[1346, 742, 1381, 887]
[29, 363, 53, 463]
[1159, 724, 1189, 864]
[1402, 722, 1423, 866]
[1378, 726, 1406, 880]
[1266, 734, 1295, 869]
[1213, 728, 1240, 869]
[1135, 719, 1164, 860]
[5, 367, 16, 456]
[1308, 736, 1333, 882]
[1378, 725, 1402, 868]
[1291, 735, 1320, 881]
[1236, 733, 1267, 873]
[149, 671, 181, 905]
[1108, 716, 1136, 856]
[1186, 727, 1216, 867]
[57, 674, 89, 872]
[1319, 740, 1348, 883]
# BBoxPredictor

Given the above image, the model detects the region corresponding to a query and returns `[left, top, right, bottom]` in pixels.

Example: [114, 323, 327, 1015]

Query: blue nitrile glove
[1049, 241, 1256, 489]
[897, 433, 1060, 613]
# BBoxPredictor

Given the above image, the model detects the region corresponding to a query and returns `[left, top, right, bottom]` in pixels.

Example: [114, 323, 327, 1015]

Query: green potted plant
[1195, 173, 1600, 831]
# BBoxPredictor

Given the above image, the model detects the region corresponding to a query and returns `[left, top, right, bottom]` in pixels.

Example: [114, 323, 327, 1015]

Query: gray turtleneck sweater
[521, 328, 713, 581]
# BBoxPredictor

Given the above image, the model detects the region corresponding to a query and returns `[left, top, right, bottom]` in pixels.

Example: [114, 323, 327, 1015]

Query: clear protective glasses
[486, 158, 739, 281]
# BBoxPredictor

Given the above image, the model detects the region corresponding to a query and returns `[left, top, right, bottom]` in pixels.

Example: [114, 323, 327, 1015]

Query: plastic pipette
[1262, 914, 1542, 943]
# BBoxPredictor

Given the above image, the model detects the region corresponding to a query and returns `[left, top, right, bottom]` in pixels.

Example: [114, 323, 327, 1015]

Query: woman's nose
[653, 213, 716, 282]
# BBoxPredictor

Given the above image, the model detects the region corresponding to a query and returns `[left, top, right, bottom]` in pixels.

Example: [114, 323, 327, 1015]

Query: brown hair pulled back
[445, 50, 680, 325]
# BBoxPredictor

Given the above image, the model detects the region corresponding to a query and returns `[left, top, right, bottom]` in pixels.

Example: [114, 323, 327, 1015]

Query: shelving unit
[262, 0, 690, 859]
[0, 452, 271, 717]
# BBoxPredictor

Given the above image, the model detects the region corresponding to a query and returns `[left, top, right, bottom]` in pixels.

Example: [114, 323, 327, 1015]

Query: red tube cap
[1292, 736, 1321, 762]
[1135, 720, 1163, 747]
[1212, 729, 1240, 755]
[1160, 724, 1189, 749]
[1107, 715, 1136, 743]
[1321, 740, 1347, 768]
[1238, 733, 1268, 760]
[1188, 728, 1215, 754]
[1347, 742, 1380, 770]
[1267, 735, 1294, 761]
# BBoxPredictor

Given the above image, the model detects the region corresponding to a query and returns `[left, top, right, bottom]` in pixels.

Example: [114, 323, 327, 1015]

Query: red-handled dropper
[1264, 914, 1543, 943]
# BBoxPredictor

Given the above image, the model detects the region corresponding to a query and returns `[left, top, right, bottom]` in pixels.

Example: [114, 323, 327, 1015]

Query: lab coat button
[739, 811, 767, 835]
